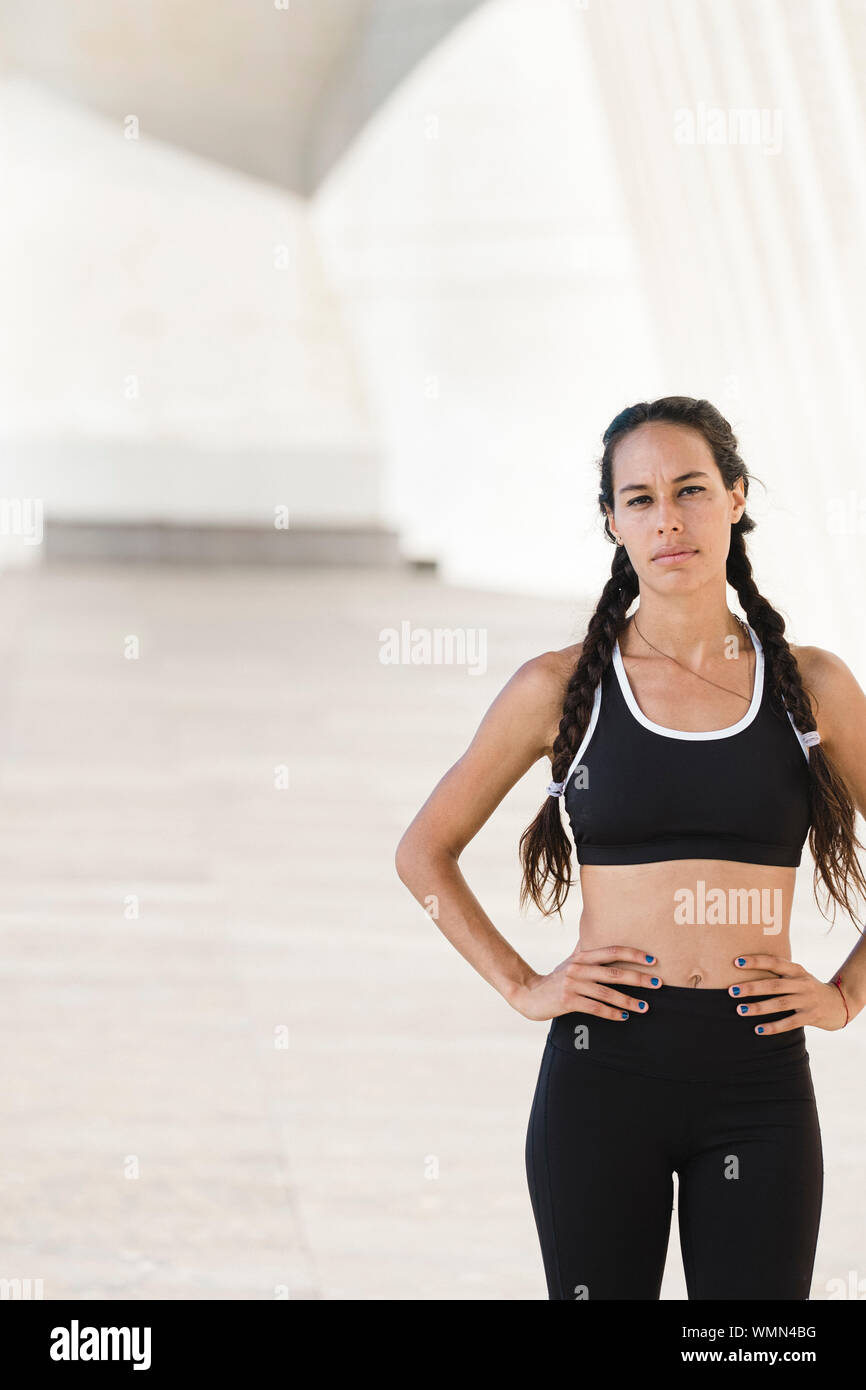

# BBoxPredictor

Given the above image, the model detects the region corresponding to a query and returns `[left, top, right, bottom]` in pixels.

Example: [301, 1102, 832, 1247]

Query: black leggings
[525, 984, 824, 1300]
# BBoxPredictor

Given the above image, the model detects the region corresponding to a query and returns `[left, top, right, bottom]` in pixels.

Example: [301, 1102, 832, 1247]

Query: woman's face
[604, 421, 746, 592]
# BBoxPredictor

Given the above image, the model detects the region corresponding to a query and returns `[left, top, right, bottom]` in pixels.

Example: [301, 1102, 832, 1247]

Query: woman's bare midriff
[576, 859, 797, 988]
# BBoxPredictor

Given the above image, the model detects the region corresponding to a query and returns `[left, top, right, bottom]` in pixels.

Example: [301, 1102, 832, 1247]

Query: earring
[615, 537, 623, 546]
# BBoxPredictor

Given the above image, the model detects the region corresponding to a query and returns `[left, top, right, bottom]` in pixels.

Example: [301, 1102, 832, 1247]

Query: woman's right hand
[512, 944, 663, 1022]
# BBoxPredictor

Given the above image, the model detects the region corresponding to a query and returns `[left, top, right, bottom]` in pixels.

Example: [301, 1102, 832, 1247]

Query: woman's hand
[512, 944, 662, 1022]
[728, 953, 848, 1032]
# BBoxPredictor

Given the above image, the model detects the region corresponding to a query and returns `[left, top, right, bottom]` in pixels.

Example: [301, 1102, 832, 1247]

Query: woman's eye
[627, 486, 705, 507]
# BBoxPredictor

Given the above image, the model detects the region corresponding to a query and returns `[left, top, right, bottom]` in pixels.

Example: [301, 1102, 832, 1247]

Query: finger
[732, 954, 801, 977]
[729, 978, 809, 1001]
[574, 945, 659, 966]
[748, 1014, 805, 1036]
[580, 983, 652, 1015]
[571, 992, 634, 1021]
[733, 993, 801, 1017]
[568, 962, 662, 988]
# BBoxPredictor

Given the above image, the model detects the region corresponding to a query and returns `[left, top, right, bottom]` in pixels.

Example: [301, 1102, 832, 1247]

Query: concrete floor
[0, 562, 862, 1299]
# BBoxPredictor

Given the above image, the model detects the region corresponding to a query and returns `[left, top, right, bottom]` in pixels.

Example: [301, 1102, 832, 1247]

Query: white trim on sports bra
[557, 623, 810, 797]
[562, 679, 602, 791]
[611, 622, 764, 740]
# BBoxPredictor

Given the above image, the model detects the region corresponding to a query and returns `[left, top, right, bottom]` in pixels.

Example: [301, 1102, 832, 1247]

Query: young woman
[394, 396, 866, 1300]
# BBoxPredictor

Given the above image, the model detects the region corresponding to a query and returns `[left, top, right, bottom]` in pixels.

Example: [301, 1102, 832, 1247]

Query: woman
[394, 397, 866, 1300]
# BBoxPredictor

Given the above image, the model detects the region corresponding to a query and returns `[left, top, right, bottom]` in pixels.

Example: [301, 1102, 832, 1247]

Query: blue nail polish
[645, 954, 654, 962]
[638, 1001, 646, 1010]
[757, 1026, 764, 1033]
[732, 986, 740, 995]
[651, 977, 659, 986]
[736, 957, 746, 966]
[739, 1004, 748, 1013]
[621, 1011, 629, 1019]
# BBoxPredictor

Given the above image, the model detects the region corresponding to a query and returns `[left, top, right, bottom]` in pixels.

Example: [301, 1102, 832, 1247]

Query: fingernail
[650, 977, 659, 986]
[638, 1001, 646, 1010]
[739, 1004, 748, 1013]
[646, 954, 654, 962]
[736, 957, 746, 966]
[732, 986, 740, 995]
[621, 1011, 629, 1019]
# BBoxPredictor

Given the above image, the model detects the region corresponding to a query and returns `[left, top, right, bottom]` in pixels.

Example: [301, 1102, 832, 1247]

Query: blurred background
[0, 0, 864, 1300]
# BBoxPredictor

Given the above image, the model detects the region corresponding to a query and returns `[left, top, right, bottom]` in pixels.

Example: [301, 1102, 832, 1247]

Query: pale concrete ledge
[43, 520, 413, 567]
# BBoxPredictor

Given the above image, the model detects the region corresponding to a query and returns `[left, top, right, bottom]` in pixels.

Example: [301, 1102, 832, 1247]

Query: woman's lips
[652, 549, 697, 565]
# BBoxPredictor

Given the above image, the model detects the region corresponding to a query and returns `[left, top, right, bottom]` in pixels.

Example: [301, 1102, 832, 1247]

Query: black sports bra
[556, 623, 814, 867]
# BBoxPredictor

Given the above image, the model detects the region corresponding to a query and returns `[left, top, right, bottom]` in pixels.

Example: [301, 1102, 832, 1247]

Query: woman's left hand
[729, 954, 848, 1032]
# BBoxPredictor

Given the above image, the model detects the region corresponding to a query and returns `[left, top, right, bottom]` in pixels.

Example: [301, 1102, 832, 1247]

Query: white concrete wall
[312, 0, 657, 608]
[0, 76, 384, 566]
[0, 0, 372, 194]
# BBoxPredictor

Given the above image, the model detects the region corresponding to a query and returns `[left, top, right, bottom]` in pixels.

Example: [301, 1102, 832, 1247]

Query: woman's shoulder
[521, 640, 584, 690]
[791, 640, 864, 715]
[791, 642, 852, 696]
[789, 641, 866, 766]
[516, 642, 584, 761]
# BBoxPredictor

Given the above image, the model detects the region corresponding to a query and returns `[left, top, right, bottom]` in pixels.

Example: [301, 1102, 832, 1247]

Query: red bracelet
[831, 974, 849, 1027]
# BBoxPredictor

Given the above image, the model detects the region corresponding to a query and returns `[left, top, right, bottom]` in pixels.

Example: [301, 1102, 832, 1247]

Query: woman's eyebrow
[617, 470, 711, 495]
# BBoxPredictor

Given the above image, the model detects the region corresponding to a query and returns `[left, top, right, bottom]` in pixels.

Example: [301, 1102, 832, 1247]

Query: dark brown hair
[519, 396, 866, 932]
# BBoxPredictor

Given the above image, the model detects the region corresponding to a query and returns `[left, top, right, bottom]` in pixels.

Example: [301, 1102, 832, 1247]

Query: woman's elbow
[395, 830, 454, 884]
[394, 829, 424, 883]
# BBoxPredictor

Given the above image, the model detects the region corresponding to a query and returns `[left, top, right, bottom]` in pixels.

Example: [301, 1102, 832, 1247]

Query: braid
[727, 527, 866, 930]
[518, 546, 638, 918]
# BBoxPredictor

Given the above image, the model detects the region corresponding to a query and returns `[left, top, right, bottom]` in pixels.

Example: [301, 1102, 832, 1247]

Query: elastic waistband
[547, 984, 809, 1081]
[612, 983, 781, 1017]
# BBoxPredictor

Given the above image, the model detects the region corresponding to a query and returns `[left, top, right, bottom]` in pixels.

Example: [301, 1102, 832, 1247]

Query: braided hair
[519, 396, 866, 932]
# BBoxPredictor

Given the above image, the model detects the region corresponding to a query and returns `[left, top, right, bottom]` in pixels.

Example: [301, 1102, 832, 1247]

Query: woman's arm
[394, 648, 575, 1008]
[796, 644, 866, 1020]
